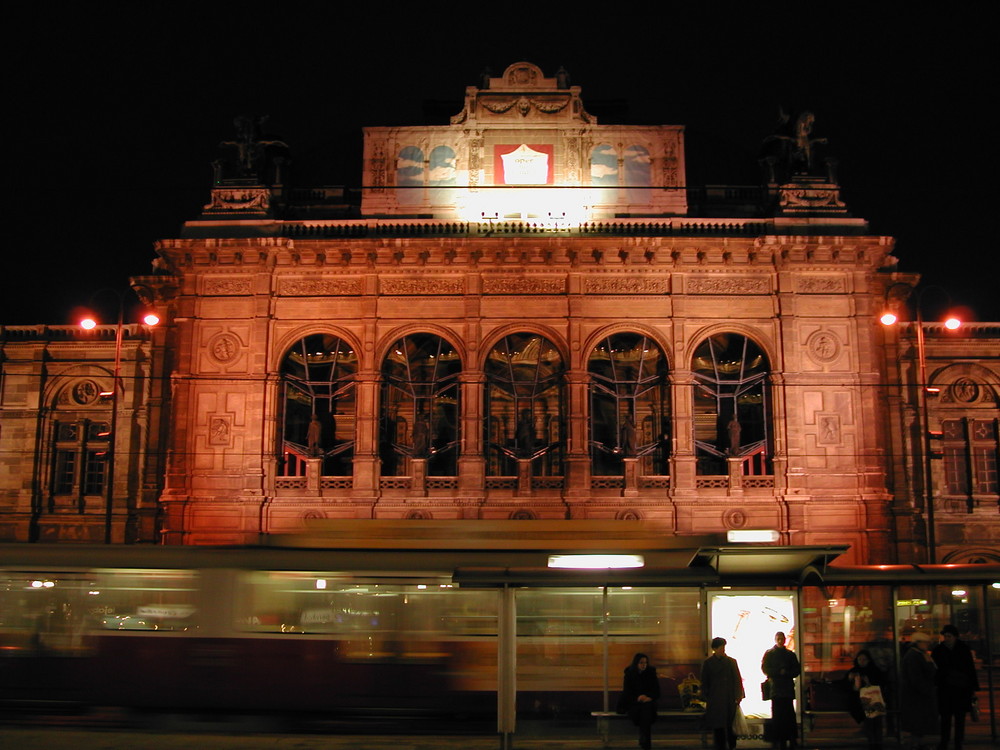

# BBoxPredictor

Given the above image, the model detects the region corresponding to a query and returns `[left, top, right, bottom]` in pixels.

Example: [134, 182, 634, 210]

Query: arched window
[691, 333, 771, 475]
[623, 145, 651, 205]
[590, 143, 618, 204]
[396, 145, 424, 206]
[485, 333, 564, 477]
[280, 334, 357, 477]
[380, 334, 461, 477]
[428, 145, 457, 205]
[588, 333, 669, 476]
[49, 379, 111, 509]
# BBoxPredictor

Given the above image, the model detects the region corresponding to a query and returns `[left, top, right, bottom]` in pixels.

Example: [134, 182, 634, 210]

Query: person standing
[762, 631, 800, 749]
[847, 649, 885, 749]
[932, 625, 979, 750]
[901, 631, 938, 750]
[701, 636, 744, 750]
[619, 652, 660, 750]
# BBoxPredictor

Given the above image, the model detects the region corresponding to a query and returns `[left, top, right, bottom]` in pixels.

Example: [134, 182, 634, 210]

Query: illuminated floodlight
[992, 582, 1000, 589]
[80, 317, 98, 330]
[315, 579, 327, 590]
[547, 554, 644, 569]
[951, 589, 967, 597]
[944, 317, 961, 330]
[879, 312, 898, 326]
[143, 313, 160, 326]
[726, 529, 780, 543]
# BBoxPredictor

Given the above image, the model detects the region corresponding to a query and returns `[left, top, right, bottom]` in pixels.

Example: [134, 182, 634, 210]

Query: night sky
[6, 6, 996, 325]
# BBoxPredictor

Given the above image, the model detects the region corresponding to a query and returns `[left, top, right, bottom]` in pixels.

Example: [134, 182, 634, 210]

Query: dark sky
[5, 5, 996, 324]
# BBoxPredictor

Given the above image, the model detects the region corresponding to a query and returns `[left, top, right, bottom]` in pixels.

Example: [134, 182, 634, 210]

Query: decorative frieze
[203, 187, 271, 214]
[585, 278, 669, 294]
[483, 277, 565, 294]
[278, 279, 363, 296]
[381, 278, 465, 295]
[796, 276, 847, 293]
[687, 276, 770, 295]
[205, 278, 253, 296]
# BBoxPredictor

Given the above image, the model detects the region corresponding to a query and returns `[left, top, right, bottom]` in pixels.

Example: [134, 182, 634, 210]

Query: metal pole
[104, 298, 124, 544]
[914, 309, 936, 563]
[498, 585, 516, 749]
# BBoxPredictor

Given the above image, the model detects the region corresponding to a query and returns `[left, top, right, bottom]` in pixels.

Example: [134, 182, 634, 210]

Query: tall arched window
[485, 333, 564, 477]
[280, 334, 357, 477]
[588, 333, 669, 476]
[692, 333, 771, 475]
[380, 334, 461, 477]
[623, 145, 651, 205]
[396, 145, 424, 206]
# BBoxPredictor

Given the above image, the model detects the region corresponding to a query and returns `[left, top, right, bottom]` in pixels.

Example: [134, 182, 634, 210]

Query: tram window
[0, 569, 198, 653]
[234, 572, 497, 637]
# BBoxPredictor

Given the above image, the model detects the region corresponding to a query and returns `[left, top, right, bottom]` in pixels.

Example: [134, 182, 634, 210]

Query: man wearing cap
[901, 631, 938, 749]
[932, 624, 979, 750]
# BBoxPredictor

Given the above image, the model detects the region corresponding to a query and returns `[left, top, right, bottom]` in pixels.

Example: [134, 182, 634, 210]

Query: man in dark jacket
[932, 624, 979, 750]
[762, 631, 800, 749]
[702, 637, 744, 750]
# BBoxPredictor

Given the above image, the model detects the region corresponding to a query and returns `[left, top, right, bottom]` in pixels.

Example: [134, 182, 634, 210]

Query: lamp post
[81, 292, 159, 544]
[881, 283, 961, 563]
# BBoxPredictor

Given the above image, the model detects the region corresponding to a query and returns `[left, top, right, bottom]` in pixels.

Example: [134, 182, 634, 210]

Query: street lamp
[881, 283, 962, 563]
[79, 291, 159, 544]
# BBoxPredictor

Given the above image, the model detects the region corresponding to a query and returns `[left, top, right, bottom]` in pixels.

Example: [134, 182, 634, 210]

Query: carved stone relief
[806, 330, 842, 364]
[950, 378, 980, 403]
[483, 277, 565, 294]
[208, 415, 232, 446]
[381, 278, 465, 295]
[205, 278, 252, 296]
[816, 413, 842, 446]
[277, 279, 363, 296]
[687, 277, 770, 295]
[70, 380, 100, 406]
[585, 278, 669, 294]
[203, 187, 271, 214]
[723, 508, 748, 529]
[796, 276, 847, 293]
[208, 333, 241, 363]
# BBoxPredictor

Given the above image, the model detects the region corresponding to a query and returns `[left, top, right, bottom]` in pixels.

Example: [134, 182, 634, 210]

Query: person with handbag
[618, 652, 660, 750]
[762, 631, 800, 749]
[701, 637, 744, 750]
[848, 649, 885, 749]
[932, 625, 979, 750]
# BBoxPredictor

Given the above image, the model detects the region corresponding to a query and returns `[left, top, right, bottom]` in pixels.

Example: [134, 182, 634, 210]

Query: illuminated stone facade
[2, 63, 996, 561]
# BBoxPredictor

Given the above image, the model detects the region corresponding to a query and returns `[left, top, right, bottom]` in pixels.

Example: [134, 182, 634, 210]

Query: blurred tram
[0, 545, 500, 720]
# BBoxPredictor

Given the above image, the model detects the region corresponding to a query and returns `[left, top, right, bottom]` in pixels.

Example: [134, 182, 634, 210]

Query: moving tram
[1, 522, 998, 745]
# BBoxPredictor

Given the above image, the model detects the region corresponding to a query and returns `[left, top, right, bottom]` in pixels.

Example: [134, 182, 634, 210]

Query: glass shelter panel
[235, 573, 497, 715]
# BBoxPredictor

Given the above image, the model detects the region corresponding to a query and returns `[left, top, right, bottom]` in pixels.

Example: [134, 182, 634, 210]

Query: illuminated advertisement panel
[708, 592, 797, 719]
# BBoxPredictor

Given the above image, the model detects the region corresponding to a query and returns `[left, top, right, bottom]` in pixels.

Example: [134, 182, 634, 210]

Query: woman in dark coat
[901, 631, 938, 750]
[761, 631, 800, 749]
[932, 624, 979, 750]
[701, 637, 744, 750]
[847, 649, 885, 749]
[619, 652, 660, 750]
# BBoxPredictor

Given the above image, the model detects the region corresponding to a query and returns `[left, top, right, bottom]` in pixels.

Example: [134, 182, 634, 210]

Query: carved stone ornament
[723, 508, 748, 529]
[208, 415, 232, 446]
[796, 276, 847, 293]
[203, 187, 271, 214]
[483, 277, 565, 294]
[208, 333, 241, 363]
[71, 380, 100, 406]
[381, 278, 464, 295]
[806, 330, 841, 363]
[950, 378, 980, 403]
[687, 276, 770, 295]
[816, 412, 842, 446]
[779, 181, 847, 214]
[277, 279, 363, 296]
[205, 278, 253, 296]
[585, 278, 669, 294]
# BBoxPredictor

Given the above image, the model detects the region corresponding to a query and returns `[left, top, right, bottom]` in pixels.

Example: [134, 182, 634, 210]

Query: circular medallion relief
[951, 378, 979, 403]
[71, 380, 100, 405]
[723, 508, 748, 529]
[617, 510, 642, 521]
[806, 330, 841, 363]
[209, 333, 241, 363]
